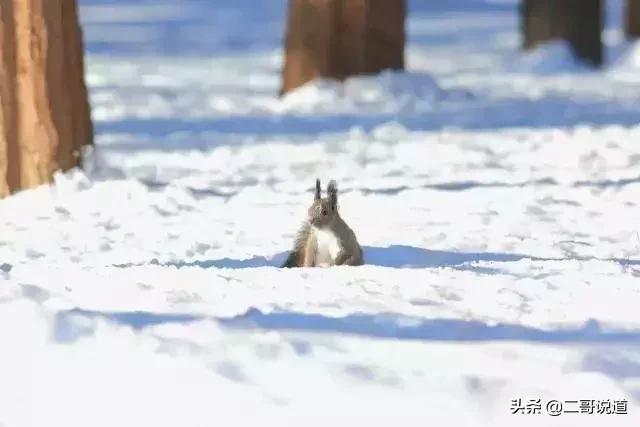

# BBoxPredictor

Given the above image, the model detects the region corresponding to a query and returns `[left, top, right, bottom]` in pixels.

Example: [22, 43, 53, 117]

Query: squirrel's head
[307, 178, 339, 228]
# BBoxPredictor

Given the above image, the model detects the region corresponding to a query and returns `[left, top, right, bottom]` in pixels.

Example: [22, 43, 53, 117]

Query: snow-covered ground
[1, 0, 640, 425]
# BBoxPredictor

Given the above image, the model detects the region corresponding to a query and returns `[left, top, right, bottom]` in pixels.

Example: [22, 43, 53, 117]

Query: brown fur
[282, 179, 363, 268]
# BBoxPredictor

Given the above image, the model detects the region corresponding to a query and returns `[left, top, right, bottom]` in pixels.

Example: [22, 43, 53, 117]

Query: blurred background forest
[2, 0, 640, 194]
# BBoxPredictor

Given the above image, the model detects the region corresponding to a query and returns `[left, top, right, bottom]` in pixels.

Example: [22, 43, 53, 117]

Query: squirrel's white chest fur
[313, 227, 342, 267]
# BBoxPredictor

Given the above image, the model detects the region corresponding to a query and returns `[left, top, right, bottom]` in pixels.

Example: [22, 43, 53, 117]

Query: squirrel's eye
[322, 209, 327, 216]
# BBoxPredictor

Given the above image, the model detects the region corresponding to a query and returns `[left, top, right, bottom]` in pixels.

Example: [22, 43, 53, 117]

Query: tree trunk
[521, 0, 602, 66]
[281, 0, 406, 95]
[625, 0, 640, 39]
[0, 1, 19, 197]
[0, 0, 93, 196]
[62, 0, 94, 170]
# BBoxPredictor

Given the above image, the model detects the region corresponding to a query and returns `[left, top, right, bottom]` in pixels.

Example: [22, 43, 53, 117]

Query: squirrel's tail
[281, 250, 298, 268]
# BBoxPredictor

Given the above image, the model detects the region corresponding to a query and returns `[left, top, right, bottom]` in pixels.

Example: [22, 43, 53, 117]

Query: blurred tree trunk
[281, 0, 406, 95]
[0, 0, 93, 196]
[521, 0, 602, 66]
[625, 0, 640, 39]
[0, 1, 19, 197]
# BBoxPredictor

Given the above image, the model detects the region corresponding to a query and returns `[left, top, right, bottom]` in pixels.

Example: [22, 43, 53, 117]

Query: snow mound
[503, 41, 590, 74]
[610, 40, 640, 70]
[279, 71, 471, 115]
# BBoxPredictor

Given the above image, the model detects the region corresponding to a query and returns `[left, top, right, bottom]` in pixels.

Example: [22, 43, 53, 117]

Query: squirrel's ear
[315, 178, 321, 200]
[327, 180, 338, 209]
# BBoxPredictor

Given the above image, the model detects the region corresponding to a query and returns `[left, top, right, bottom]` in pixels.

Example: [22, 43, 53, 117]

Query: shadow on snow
[113, 245, 640, 270]
[54, 307, 640, 344]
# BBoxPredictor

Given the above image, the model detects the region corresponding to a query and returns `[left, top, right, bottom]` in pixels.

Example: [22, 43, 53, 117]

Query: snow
[502, 41, 591, 74]
[1, 0, 640, 425]
[278, 71, 459, 115]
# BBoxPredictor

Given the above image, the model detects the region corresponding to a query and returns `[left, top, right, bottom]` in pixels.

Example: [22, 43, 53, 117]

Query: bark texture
[281, 0, 406, 95]
[0, 0, 93, 196]
[0, 1, 18, 197]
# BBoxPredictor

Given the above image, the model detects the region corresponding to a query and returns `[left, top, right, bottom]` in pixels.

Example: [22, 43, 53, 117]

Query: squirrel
[282, 179, 364, 268]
